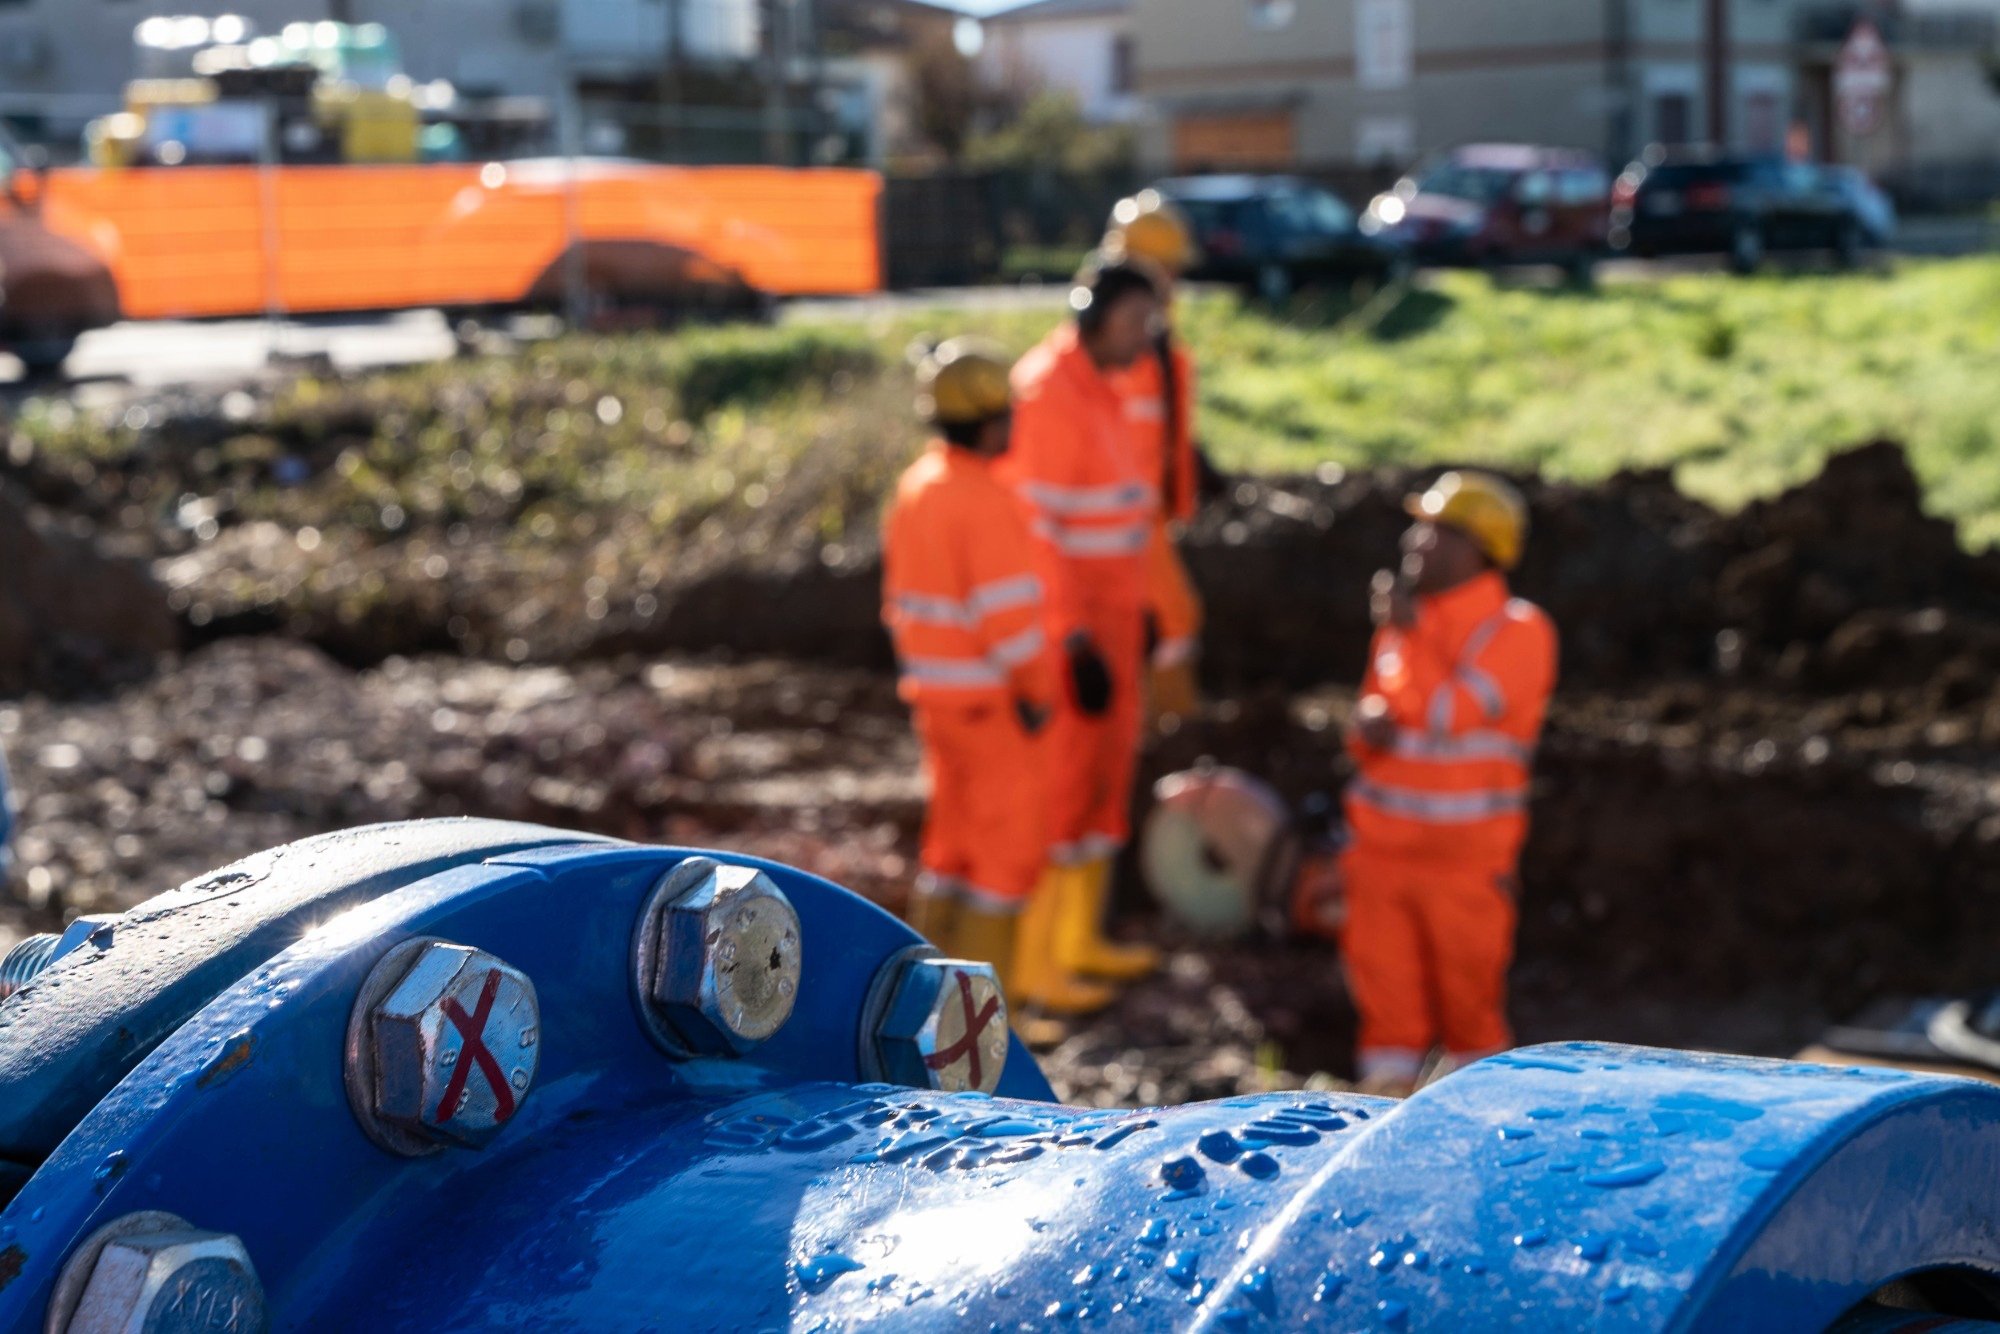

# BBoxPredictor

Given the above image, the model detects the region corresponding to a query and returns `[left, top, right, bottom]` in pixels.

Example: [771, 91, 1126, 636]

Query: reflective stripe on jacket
[1110, 334, 1198, 526]
[1000, 323, 1155, 627]
[882, 442, 1061, 710]
[1345, 572, 1558, 868]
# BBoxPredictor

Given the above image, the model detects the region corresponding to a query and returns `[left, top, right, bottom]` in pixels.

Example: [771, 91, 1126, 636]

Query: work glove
[1065, 634, 1114, 717]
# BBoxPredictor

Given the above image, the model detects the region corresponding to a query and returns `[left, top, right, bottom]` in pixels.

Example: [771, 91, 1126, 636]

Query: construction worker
[1337, 471, 1557, 1097]
[882, 339, 1061, 990]
[1102, 191, 1206, 725]
[1003, 258, 1166, 1014]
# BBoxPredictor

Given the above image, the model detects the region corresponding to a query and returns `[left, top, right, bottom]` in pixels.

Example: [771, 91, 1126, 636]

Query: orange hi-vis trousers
[1047, 602, 1147, 864]
[1144, 520, 1202, 668]
[1339, 843, 1517, 1082]
[913, 701, 1048, 912]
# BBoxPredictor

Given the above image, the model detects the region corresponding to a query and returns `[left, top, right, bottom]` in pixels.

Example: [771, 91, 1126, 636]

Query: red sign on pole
[1835, 19, 1893, 139]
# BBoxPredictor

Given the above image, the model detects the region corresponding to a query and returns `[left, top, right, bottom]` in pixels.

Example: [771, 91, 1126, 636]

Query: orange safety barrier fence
[40, 162, 882, 321]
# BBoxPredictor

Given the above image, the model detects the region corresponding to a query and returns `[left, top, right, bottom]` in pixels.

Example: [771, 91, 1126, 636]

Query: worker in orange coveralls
[1002, 259, 1166, 1016]
[1337, 471, 1557, 1097]
[883, 339, 1061, 990]
[1102, 191, 1207, 725]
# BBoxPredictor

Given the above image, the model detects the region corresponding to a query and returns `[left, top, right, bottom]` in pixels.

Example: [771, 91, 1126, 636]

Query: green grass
[812, 257, 2000, 543]
[1176, 260, 2000, 543]
[15, 256, 2000, 565]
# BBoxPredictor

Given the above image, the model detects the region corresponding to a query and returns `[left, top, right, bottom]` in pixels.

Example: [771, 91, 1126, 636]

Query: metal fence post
[257, 95, 288, 360]
[557, 62, 588, 331]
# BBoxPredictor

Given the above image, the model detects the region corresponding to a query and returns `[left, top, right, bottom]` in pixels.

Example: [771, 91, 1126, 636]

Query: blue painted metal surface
[0, 740, 14, 877]
[2, 821, 2000, 1330]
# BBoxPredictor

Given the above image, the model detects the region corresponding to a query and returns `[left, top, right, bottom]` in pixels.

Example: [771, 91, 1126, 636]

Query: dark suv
[1609, 152, 1878, 272]
[1154, 175, 1410, 304]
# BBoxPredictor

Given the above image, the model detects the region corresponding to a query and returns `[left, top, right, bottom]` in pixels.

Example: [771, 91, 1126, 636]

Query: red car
[1363, 144, 1611, 276]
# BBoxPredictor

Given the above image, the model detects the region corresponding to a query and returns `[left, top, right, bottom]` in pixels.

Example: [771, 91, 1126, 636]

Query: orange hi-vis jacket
[882, 442, 1060, 711]
[1114, 334, 1203, 668]
[1002, 323, 1157, 626]
[1345, 572, 1558, 871]
[1111, 335, 1199, 527]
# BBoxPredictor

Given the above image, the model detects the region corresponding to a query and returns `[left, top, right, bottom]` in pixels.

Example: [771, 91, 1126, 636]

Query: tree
[905, 27, 987, 163]
[963, 90, 1136, 176]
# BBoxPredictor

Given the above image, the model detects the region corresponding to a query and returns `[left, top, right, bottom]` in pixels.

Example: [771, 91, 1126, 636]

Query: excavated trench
[7, 437, 2000, 1103]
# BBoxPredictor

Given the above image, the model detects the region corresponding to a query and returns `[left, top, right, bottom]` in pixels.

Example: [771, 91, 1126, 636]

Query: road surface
[3, 232, 1987, 397]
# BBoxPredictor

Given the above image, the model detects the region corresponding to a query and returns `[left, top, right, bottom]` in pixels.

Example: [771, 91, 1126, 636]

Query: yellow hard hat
[1405, 470, 1529, 570]
[916, 337, 1013, 426]
[1105, 190, 1197, 274]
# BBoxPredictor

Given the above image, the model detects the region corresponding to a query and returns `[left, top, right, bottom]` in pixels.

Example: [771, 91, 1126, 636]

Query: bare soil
[8, 439, 2000, 1106]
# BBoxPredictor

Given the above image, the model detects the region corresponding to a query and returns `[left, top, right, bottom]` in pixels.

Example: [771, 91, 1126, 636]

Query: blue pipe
[0, 740, 14, 877]
[0, 823, 1997, 1331]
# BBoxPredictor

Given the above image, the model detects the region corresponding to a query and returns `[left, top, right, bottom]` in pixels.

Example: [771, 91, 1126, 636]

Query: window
[1248, 0, 1296, 31]
[1557, 167, 1610, 206]
[1111, 33, 1134, 95]
[1781, 162, 1822, 194]
[1304, 188, 1355, 232]
[1653, 92, 1693, 146]
[1415, 163, 1513, 205]
[1355, 0, 1413, 91]
[1356, 115, 1415, 166]
[1515, 172, 1553, 206]
[1742, 91, 1781, 154]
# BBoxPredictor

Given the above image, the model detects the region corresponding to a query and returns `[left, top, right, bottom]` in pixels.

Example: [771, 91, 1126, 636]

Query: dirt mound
[0, 642, 917, 937]
[0, 481, 177, 695]
[11, 438, 2000, 1103]
[1189, 440, 2000, 695]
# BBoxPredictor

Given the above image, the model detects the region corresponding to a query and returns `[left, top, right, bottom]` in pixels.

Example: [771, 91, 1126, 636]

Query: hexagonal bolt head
[638, 859, 802, 1057]
[872, 957, 1008, 1094]
[354, 939, 541, 1154]
[65, 1226, 267, 1334]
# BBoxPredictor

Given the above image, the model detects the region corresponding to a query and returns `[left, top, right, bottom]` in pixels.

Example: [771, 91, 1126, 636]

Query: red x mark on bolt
[922, 969, 1001, 1089]
[435, 969, 517, 1125]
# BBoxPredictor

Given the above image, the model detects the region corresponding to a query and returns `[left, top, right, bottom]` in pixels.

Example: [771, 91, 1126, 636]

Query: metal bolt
[866, 952, 1009, 1094]
[1, 915, 121, 1001]
[632, 857, 802, 1058]
[0, 935, 60, 1001]
[342, 937, 541, 1157]
[47, 1211, 267, 1334]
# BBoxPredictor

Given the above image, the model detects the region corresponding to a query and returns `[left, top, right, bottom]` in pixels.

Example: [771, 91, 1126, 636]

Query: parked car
[0, 127, 121, 376]
[1363, 144, 1611, 274]
[1609, 151, 1881, 272]
[1154, 175, 1411, 304]
[1829, 165, 1897, 249]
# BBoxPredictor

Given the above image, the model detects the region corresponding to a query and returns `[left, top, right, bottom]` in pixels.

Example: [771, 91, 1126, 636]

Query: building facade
[1132, 0, 1808, 173]
[979, 0, 1139, 124]
[0, 0, 782, 156]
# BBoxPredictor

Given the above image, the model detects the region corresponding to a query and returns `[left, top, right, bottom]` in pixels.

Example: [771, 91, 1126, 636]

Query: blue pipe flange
[0, 819, 616, 1170]
[2, 821, 2000, 1331]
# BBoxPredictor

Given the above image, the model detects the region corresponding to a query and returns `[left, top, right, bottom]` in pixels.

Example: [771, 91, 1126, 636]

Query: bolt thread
[0, 933, 61, 1000]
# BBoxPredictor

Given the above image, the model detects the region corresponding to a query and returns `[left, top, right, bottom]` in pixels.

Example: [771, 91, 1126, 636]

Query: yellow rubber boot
[1011, 868, 1116, 1017]
[905, 885, 961, 954]
[950, 901, 1021, 997]
[1057, 858, 1162, 984]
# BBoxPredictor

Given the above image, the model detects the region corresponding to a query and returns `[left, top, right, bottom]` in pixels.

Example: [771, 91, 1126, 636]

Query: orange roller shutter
[1172, 111, 1298, 171]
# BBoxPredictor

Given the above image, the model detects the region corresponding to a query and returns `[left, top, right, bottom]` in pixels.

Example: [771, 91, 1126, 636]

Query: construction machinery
[1140, 762, 1344, 939]
[86, 17, 431, 170]
[3, 819, 2000, 1329]
[0, 16, 880, 365]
